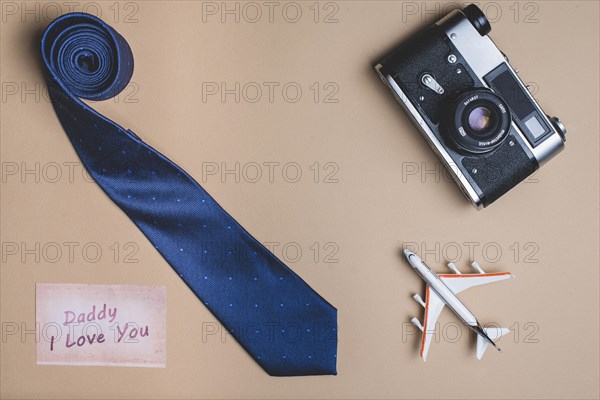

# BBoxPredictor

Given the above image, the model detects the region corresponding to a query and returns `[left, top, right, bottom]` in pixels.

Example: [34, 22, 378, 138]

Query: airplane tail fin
[476, 327, 510, 360]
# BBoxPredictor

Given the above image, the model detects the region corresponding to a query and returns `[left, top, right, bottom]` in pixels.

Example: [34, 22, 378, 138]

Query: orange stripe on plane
[438, 272, 512, 278]
[419, 286, 430, 358]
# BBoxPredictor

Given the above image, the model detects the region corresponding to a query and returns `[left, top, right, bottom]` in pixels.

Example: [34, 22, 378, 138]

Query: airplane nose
[403, 248, 414, 259]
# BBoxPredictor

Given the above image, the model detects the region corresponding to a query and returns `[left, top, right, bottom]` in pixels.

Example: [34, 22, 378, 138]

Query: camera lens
[445, 89, 511, 154]
[468, 106, 493, 132]
[463, 4, 491, 36]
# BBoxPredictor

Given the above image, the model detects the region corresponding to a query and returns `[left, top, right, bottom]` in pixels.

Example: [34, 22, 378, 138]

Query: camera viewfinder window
[524, 115, 546, 139]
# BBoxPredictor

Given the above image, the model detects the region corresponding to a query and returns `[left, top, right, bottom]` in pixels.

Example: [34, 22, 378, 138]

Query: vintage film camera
[376, 4, 566, 208]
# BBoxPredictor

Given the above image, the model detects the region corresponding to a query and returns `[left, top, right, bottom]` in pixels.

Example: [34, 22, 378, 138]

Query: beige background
[1, 1, 598, 398]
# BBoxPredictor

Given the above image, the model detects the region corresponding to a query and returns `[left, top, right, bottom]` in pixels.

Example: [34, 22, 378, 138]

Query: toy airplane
[404, 249, 514, 361]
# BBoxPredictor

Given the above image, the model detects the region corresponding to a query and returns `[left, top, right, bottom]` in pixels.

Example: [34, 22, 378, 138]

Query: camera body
[375, 4, 566, 208]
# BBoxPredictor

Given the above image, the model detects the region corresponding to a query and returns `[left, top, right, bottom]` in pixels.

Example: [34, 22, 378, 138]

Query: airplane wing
[438, 272, 514, 295]
[418, 286, 446, 361]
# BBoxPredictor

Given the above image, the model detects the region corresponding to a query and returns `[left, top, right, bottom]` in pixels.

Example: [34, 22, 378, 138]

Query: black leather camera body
[376, 4, 566, 208]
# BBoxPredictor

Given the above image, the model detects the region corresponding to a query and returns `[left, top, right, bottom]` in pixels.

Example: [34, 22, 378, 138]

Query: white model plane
[404, 249, 514, 361]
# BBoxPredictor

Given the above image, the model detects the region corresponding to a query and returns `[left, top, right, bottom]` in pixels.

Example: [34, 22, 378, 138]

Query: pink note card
[36, 283, 166, 368]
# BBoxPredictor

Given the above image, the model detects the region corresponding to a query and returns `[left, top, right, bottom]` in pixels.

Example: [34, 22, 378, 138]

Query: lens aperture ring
[446, 89, 511, 154]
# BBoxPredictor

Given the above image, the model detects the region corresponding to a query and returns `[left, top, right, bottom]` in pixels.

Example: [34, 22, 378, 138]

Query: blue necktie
[41, 13, 337, 376]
